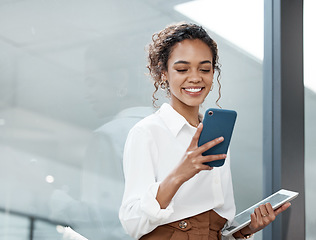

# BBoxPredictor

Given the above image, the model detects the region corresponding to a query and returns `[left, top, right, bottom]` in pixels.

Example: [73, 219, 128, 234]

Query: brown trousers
[140, 210, 227, 240]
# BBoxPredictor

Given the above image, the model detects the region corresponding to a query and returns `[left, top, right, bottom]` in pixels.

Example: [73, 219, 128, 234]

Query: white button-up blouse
[119, 103, 249, 240]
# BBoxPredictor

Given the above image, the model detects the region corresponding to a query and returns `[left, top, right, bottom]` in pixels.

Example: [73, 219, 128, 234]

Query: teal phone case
[198, 108, 237, 167]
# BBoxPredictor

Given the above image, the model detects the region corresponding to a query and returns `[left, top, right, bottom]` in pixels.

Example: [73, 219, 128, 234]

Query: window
[304, 1, 316, 239]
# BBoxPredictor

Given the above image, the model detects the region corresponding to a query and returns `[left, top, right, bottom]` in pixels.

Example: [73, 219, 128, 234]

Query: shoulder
[130, 111, 166, 133]
[124, 114, 163, 158]
[125, 113, 171, 150]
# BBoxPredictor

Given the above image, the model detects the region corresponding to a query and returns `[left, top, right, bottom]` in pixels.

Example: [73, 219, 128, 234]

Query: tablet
[221, 189, 298, 237]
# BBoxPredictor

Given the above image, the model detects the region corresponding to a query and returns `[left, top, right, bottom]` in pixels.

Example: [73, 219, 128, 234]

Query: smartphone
[221, 189, 299, 237]
[197, 108, 237, 167]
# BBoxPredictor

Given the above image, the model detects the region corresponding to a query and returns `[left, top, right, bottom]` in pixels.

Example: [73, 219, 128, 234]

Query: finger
[265, 203, 276, 221]
[189, 156, 214, 171]
[199, 154, 227, 164]
[196, 136, 224, 155]
[187, 123, 203, 150]
[196, 164, 213, 171]
[259, 204, 273, 224]
[259, 204, 269, 218]
[249, 213, 259, 231]
[265, 203, 274, 216]
[274, 202, 291, 216]
[254, 207, 263, 226]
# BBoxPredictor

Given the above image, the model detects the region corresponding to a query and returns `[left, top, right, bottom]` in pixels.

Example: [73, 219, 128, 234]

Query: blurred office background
[0, 0, 314, 239]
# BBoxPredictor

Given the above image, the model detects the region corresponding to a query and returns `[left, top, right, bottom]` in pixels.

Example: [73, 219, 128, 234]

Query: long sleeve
[119, 126, 174, 239]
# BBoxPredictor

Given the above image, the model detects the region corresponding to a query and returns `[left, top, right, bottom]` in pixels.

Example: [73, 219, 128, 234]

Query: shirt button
[179, 220, 188, 229]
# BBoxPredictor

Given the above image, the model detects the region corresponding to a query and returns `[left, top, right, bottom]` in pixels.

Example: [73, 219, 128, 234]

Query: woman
[119, 23, 290, 240]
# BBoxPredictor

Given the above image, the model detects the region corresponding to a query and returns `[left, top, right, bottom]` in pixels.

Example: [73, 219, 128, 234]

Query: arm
[119, 124, 226, 238]
[156, 123, 227, 209]
[119, 126, 172, 238]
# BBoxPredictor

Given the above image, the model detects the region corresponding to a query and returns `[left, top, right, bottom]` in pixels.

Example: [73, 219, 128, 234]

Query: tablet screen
[222, 190, 298, 236]
[232, 193, 288, 227]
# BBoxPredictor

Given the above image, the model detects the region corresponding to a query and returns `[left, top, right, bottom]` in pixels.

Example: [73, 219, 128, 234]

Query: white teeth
[185, 88, 202, 93]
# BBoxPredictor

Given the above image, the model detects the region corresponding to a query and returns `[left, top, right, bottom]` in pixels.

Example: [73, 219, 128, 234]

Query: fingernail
[219, 136, 224, 141]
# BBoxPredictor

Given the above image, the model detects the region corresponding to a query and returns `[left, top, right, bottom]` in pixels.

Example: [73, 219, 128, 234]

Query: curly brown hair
[147, 22, 222, 107]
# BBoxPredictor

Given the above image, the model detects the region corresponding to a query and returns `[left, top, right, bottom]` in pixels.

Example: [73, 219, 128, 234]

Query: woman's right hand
[172, 123, 227, 184]
[156, 123, 226, 209]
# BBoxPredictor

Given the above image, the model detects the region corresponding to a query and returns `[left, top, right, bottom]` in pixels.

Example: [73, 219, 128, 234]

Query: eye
[176, 69, 188, 72]
[200, 69, 211, 73]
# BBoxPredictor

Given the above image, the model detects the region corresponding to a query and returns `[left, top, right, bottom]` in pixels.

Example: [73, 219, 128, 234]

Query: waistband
[140, 210, 227, 240]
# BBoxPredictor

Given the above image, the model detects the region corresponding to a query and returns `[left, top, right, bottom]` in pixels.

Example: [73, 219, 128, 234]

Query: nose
[188, 70, 202, 83]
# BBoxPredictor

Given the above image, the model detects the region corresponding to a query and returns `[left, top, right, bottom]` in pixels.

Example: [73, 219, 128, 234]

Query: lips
[183, 87, 204, 94]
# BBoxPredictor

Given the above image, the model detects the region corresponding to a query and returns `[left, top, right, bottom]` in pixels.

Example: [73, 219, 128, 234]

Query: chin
[184, 100, 204, 108]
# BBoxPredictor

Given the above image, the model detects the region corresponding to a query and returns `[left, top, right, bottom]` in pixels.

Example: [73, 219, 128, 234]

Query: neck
[170, 102, 200, 127]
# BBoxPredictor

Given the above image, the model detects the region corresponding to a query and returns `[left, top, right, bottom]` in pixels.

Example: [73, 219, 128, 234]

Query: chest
[152, 127, 194, 181]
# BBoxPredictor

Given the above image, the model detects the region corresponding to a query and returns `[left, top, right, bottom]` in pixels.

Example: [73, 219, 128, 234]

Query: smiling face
[164, 39, 214, 113]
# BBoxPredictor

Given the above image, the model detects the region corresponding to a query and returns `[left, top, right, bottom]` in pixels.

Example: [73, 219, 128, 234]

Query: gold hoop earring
[160, 81, 168, 90]
[160, 73, 169, 90]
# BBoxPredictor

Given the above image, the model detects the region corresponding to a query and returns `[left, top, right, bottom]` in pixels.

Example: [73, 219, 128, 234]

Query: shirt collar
[157, 103, 198, 137]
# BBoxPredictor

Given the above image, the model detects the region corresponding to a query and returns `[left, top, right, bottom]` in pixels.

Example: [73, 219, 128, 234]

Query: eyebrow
[174, 60, 212, 65]
[200, 60, 212, 65]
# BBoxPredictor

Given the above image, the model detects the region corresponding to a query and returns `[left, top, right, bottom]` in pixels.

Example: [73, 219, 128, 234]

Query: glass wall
[304, 1, 316, 239]
[0, 0, 263, 239]
[0, 212, 29, 240]
[176, 2, 264, 238]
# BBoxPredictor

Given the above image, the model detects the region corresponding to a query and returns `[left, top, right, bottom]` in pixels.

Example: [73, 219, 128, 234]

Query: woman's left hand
[239, 202, 291, 236]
